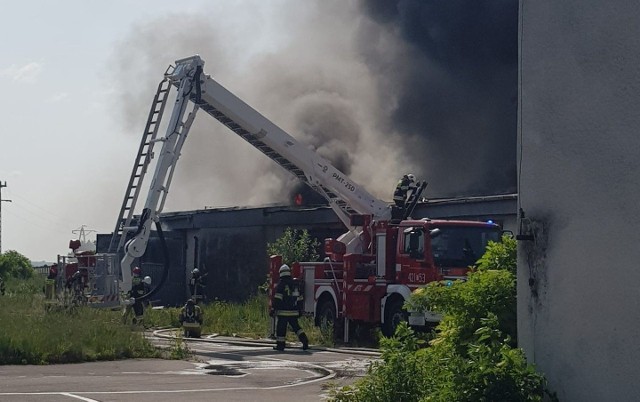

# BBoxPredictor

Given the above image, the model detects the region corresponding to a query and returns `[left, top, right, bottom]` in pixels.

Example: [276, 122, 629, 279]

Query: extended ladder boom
[177, 55, 390, 226]
[119, 58, 201, 290]
[118, 55, 391, 291]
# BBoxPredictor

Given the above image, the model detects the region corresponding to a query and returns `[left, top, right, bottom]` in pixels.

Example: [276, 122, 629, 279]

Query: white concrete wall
[518, 1, 640, 401]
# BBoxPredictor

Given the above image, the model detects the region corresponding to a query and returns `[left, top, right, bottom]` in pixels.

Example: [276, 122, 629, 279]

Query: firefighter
[393, 173, 417, 208]
[179, 298, 203, 325]
[189, 268, 206, 303]
[122, 266, 147, 325]
[142, 276, 153, 307]
[47, 264, 58, 280]
[272, 264, 309, 351]
[65, 269, 86, 305]
[65, 270, 81, 290]
[44, 264, 58, 300]
[179, 298, 203, 337]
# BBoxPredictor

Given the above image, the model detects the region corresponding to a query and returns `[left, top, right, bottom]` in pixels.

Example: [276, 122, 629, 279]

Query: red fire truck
[270, 217, 500, 340]
[112, 56, 503, 339]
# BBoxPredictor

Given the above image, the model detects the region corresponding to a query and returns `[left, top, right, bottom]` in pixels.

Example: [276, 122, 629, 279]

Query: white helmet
[143, 276, 152, 285]
[279, 264, 291, 278]
[407, 173, 416, 182]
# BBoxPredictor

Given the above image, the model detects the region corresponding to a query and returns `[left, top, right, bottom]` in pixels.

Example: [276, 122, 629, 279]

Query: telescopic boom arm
[119, 55, 391, 291]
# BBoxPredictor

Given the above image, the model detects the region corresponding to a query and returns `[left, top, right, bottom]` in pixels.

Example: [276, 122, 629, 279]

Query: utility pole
[0, 181, 12, 254]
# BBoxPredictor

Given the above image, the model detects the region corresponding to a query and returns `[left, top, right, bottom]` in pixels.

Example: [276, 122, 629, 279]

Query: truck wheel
[382, 298, 407, 337]
[317, 299, 336, 334]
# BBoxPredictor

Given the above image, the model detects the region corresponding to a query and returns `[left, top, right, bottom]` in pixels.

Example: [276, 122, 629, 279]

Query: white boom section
[177, 55, 391, 226]
[120, 55, 391, 290]
[120, 57, 202, 291]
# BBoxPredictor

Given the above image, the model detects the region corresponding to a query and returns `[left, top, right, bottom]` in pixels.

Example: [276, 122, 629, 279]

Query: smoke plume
[108, 0, 517, 213]
[359, 0, 519, 196]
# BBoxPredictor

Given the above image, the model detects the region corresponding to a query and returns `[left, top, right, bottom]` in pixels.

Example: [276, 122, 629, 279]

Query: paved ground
[0, 332, 377, 402]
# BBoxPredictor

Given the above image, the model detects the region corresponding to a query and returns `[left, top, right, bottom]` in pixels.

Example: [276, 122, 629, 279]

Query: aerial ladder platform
[114, 55, 391, 290]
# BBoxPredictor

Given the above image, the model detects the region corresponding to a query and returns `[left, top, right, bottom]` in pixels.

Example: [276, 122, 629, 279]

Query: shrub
[266, 227, 320, 265]
[330, 235, 548, 401]
[329, 323, 428, 402]
[0, 250, 34, 280]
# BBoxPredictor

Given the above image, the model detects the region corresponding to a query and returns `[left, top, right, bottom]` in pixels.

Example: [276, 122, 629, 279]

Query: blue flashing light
[487, 220, 494, 224]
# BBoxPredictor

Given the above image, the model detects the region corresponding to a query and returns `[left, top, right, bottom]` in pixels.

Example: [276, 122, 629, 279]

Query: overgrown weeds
[0, 277, 157, 365]
[167, 330, 192, 360]
[145, 294, 329, 346]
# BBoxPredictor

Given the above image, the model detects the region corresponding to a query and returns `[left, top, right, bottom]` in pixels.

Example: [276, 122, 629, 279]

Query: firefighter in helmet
[44, 264, 58, 300]
[65, 269, 86, 306]
[179, 298, 203, 337]
[272, 264, 309, 351]
[189, 267, 206, 303]
[123, 266, 148, 325]
[393, 173, 417, 208]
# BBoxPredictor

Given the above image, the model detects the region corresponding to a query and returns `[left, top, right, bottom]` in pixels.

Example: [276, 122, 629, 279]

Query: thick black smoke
[110, 1, 518, 213]
[358, 0, 519, 196]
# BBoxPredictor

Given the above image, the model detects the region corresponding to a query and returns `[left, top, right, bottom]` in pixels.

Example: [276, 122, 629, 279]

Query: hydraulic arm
[117, 55, 391, 291]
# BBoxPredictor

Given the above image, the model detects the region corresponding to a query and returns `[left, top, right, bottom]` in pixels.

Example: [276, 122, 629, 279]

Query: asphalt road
[0, 332, 377, 402]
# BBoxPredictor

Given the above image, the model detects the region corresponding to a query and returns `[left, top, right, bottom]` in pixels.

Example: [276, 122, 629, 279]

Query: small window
[403, 228, 425, 259]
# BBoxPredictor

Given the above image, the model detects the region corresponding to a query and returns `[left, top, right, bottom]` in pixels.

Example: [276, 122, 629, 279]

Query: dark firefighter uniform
[122, 267, 147, 325]
[44, 265, 58, 300]
[189, 268, 206, 302]
[393, 174, 416, 208]
[273, 264, 309, 351]
[179, 299, 203, 325]
[179, 298, 204, 337]
[130, 276, 146, 319]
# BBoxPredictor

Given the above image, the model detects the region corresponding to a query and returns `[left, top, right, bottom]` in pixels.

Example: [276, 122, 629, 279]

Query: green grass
[0, 277, 158, 365]
[146, 294, 332, 346]
[0, 277, 334, 366]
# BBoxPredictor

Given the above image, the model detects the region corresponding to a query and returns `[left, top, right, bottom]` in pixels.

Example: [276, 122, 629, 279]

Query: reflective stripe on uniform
[277, 310, 299, 317]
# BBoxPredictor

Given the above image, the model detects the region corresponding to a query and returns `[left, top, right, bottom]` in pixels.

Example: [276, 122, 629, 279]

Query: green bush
[330, 323, 429, 402]
[0, 250, 34, 280]
[266, 227, 320, 265]
[330, 235, 548, 402]
[476, 234, 518, 275]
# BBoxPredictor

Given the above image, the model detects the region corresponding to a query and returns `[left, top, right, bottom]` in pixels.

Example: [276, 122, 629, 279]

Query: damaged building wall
[518, 1, 640, 400]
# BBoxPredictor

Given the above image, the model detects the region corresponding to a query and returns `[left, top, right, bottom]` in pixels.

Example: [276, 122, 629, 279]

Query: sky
[0, 0, 518, 262]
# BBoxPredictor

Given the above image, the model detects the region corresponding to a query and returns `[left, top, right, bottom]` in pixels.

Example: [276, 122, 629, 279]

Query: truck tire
[382, 298, 407, 337]
[317, 299, 337, 334]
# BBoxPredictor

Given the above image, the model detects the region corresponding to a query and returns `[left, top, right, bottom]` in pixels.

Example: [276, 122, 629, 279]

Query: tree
[0, 250, 34, 279]
[266, 227, 320, 265]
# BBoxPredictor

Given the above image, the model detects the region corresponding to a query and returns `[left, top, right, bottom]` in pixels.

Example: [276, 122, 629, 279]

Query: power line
[0, 181, 13, 254]
[8, 192, 75, 226]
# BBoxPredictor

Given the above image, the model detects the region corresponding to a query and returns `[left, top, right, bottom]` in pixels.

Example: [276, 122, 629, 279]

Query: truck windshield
[430, 225, 501, 268]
